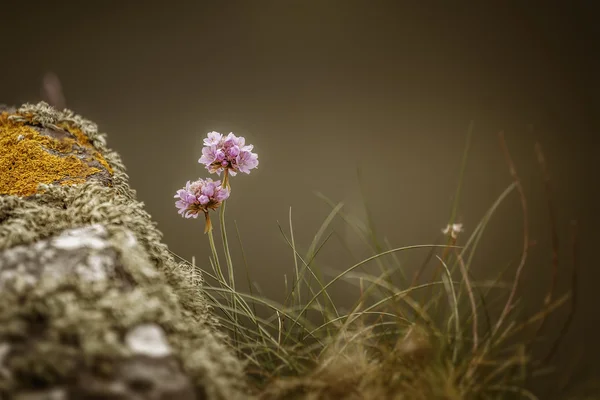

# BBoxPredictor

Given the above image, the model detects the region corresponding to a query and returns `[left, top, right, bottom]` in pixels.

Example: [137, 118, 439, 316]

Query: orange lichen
[60, 123, 114, 173]
[0, 112, 113, 197]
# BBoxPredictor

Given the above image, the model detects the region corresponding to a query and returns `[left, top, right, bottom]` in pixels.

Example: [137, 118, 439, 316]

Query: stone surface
[0, 103, 247, 399]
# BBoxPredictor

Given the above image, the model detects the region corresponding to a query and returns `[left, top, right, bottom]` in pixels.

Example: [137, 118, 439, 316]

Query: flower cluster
[198, 131, 259, 176]
[175, 131, 257, 233]
[174, 178, 230, 219]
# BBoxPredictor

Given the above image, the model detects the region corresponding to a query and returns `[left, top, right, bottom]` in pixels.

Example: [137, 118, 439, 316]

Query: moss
[0, 111, 112, 197]
[0, 102, 247, 399]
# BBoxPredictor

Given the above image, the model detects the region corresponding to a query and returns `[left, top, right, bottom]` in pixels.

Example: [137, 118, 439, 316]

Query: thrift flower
[442, 223, 464, 239]
[174, 178, 229, 232]
[198, 131, 259, 178]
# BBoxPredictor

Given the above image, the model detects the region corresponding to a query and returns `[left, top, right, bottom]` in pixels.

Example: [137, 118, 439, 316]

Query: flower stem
[219, 181, 238, 344]
[204, 211, 212, 234]
[223, 168, 230, 190]
[220, 201, 235, 289]
[206, 224, 226, 285]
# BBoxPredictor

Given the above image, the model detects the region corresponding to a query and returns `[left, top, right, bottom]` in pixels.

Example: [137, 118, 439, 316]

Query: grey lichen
[0, 103, 248, 399]
[125, 324, 172, 358]
[7, 102, 106, 149]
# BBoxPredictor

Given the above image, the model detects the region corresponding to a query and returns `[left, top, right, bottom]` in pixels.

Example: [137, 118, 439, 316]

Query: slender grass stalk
[543, 220, 579, 364]
[287, 207, 301, 309]
[315, 192, 392, 301]
[356, 167, 387, 276]
[220, 206, 235, 288]
[492, 132, 529, 337]
[428, 121, 473, 298]
[449, 120, 474, 231]
[455, 249, 479, 355]
[437, 255, 460, 363]
[384, 236, 407, 285]
[302, 202, 345, 314]
[234, 220, 258, 317]
[277, 223, 338, 319]
[282, 244, 456, 345]
[531, 142, 559, 340]
[430, 182, 518, 321]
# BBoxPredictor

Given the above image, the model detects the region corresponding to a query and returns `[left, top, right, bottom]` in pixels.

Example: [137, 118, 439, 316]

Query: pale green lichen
[1, 226, 245, 398]
[0, 102, 247, 399]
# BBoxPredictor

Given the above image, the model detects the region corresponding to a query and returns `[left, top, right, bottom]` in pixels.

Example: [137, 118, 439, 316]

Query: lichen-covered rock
[0, 106, 112, 197]
[0, 103, 247, 399]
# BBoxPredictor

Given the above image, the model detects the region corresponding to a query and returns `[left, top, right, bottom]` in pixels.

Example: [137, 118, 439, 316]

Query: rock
[0, 103, 247, 399]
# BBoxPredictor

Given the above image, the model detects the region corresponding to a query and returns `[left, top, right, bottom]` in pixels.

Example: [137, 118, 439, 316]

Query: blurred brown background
[1, 0, 598, 394]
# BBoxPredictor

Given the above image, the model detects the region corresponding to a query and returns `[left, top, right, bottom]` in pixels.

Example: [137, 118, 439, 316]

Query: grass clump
[172, 127, 587, 400]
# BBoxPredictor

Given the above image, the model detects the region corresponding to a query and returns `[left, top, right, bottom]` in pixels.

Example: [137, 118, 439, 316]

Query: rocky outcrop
[0, 103, 247, 399]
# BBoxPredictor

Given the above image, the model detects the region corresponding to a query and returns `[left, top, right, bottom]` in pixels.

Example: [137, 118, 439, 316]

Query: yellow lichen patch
[58, 121, 114, 174]
[0, 113, 111, 196]
[94, 151, 114, 173]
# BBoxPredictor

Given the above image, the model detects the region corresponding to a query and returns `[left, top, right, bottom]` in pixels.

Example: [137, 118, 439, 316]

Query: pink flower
[174, 178, 230, 219]
[203, 131, 223, 146]
[198, 131, 259, 176]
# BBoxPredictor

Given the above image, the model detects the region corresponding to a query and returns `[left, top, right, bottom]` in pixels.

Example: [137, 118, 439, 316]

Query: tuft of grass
[170, 129, 590, 399]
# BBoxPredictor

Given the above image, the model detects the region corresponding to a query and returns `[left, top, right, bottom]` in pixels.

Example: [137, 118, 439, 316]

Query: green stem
[207, 224, 226, 285]
[222, 168, 230, 191]
[219, 171, 238, 344]
[220, 170, 234, 288]
[220, 200, 235, 289]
